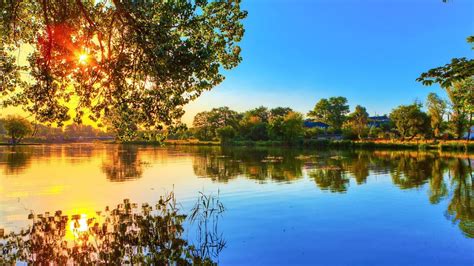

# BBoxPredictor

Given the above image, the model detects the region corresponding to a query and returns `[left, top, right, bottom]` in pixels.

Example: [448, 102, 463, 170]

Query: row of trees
[189, 107, 305, 143]
[0, 115, 111, 144]
[186, 80, 473, 143]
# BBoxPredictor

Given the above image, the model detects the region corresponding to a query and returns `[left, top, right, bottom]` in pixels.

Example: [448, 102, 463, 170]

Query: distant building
[368, 115, 390, 127]
[304, 120, 330, 129]
[463, 126, 474, 140]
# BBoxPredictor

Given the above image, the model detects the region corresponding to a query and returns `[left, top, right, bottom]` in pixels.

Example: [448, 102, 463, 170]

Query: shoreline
[1, 139, 473, 152]
[164, 139, 474, 152]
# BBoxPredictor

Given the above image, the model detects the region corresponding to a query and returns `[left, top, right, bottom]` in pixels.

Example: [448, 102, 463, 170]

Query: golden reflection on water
[68, 214, 90, 240]
[0, 144, 199, 232]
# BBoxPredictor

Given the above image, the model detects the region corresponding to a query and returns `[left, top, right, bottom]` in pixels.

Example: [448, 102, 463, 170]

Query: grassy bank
[164, 139, 474, 152]
[3, 139, 472, 152]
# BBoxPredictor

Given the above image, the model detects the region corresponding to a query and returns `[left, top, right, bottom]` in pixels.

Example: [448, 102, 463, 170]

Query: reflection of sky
[0, 144, 473, 265]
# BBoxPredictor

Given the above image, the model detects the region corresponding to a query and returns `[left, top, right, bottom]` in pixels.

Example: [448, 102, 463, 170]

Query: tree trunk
[468, 113, 472, 142]
[11, 134, 17, 145]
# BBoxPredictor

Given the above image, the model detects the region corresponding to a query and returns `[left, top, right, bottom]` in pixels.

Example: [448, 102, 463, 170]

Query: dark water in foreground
[0, 144, 473, 265]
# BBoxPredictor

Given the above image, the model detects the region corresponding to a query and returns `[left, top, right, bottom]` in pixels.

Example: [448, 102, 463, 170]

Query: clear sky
[182, 0, 474, 124]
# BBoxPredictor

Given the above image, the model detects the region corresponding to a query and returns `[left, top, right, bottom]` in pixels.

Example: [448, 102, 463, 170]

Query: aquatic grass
[0, 192, 225, 265]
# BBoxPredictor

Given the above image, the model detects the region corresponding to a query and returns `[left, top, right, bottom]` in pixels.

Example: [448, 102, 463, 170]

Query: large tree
[0, 1, 247, 140]
[192, 106, 241, 141]
[3, 115, 33, 144]
[389, 103, 430, 140]
[426, 92, 447, 138]
[417, 36, 474, 88]
[308, 97, 349, 131]
[417, 35, 473, 140]
[448, 78, 474, 140]
[346, 105, 369, 140]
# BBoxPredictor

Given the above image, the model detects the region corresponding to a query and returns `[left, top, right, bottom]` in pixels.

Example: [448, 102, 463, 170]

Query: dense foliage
[2, 115, 33, 144]
[389, 103, 430, 140]
[0, 0, 247, 141]
[426, 93, 447, 138]
[190, 106, 305, 143]
[307, 97, 349, 131]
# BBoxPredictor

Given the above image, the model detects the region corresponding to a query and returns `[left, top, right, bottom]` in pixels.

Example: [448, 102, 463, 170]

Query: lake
[0, 144, 473, 265]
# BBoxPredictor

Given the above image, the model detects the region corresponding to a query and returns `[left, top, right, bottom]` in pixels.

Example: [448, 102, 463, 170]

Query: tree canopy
[0, 0, 247, 140]
[3, 115, 33, 144]
[389, 103, 430, 140]
[426, 92, 447, 138]
[345, 105, 369, 140]
[417, 36, 474, 88]
[307, 97, 349, 131]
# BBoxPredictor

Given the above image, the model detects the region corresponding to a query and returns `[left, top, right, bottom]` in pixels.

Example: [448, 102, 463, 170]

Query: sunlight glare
[69, 214, 89, 237]
[78, 53, 88, 65]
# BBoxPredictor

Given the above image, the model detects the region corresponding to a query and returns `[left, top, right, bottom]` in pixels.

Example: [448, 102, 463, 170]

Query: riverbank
[2, 139, 472, 152]
[164, 139, 474, 152]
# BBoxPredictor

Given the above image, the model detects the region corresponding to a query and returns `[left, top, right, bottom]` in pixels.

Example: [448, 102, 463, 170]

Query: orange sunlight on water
[0, 144, 215, 233]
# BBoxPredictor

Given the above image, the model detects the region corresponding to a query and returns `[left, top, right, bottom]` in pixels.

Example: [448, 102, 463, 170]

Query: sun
[78, 53, 88, 65]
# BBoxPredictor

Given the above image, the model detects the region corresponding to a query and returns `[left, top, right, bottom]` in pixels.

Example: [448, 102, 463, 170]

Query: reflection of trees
[308, 155, 349, 193]
[446, 158, 474, 238]
[0, 193, 224, 265]
[101, 145, 145, 182]
[310, 168, 348, 193]
[428, 159, 448, 204]
[192, 147, 304, 183]
[344, 152, 370, 184]
[1, 147, 32, 175]
[64, 144, 96, 161]
[191, 147, 474, 238]
[389, 153, 435, 189]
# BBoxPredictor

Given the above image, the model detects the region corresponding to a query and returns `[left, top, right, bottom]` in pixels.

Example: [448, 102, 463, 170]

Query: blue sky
[182, 0, 474, 124]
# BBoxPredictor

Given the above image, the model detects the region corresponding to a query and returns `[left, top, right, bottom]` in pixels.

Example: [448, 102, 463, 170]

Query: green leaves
[308, 96, 350, 131]
[389, 103, 430, 140]
[417, 36, 474, 89]
[0, 1, 247, 139]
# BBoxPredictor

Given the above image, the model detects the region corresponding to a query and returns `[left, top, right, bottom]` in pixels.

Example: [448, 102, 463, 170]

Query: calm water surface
[0, 144, 473, 265]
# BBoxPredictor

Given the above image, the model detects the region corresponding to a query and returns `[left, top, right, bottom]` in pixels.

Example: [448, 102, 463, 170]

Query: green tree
[239, 107, 270, 141]
[192, 107, 241, 141]
[389, 103, 430, 140]
[345, 105, 369, 140]
[417, 36, 474, 88]
[417, 35, 473, 140]
[0, 1, 247, 140]
[217, 125, 237, 143]
[267, 107, 294, 141]
[3, 115, 33, 144]
[269, 107, 293, 120]
[308, 97, 349, 131]
[444, 79, 473, 139]
[281, 112, 304, 143]
[246, 106, 270, 123]
[453, 78, 474, 140]
[268, 116, 285, 141]
[426, 93, 447, 138]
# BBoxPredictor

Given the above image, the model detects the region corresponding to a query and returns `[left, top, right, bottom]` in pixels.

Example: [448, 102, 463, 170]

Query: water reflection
[192, 147, 304, 183]
[0, 147, 32, 175]
[0, 145, 472, 239]
[0, 193, 224, 265]
[101, 145, 147, 182]
[190, 147, 473, 238]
